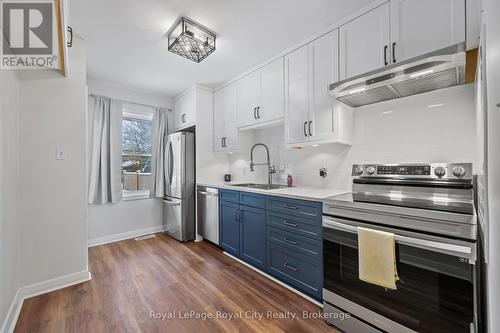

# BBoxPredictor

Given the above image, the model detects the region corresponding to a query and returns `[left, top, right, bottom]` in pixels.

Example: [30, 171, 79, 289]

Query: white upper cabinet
[309, 30, 339, 142]
[238, 58, 284, 129]
[259, 58, 285, 123]
[339, 3, 390, 80]
[390, 0, 465, 63]
[339, 0, 466, 81]
[284, 45, 309, 145]
[223, 83, 239, 151]
[285, 30, 352, 147]
[213, 88, 226, 152]
[237, 70, 260, 128]
[214, 82, 251, 152]
[173, 88, 196, 131]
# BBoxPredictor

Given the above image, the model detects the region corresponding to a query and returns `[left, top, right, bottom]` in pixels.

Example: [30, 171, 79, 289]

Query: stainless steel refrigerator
[163, 132, 195, 241]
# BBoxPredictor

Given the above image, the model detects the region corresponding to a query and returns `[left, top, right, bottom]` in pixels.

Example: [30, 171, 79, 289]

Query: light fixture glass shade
[168, 17, 216, 63]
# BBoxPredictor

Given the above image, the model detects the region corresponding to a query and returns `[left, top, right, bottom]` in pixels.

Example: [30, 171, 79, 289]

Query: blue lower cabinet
[220, 189, 240, 204]
[220, 190, 323, 301]
[220, 201, 240, 257]
[239, 205, 266, 269]
[240, 192, 266, 209]
[267, 241, 323, 300]
[267, 226, 322, 260]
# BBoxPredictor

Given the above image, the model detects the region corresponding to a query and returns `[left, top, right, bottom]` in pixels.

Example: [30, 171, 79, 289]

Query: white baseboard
[1, 289, 22, 333]
[223, 252, 323, 308]
[1, 270, 91, 333]
[88, 225, 164, 247]
[18, 270, 91, 300]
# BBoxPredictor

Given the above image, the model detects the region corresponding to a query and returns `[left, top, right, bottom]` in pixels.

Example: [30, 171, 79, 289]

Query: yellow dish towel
[358, 227, 399, 290]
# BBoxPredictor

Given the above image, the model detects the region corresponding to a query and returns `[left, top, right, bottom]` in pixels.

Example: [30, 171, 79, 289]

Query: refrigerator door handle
[168, 141, 174, 187]
[164, 141, 170, 186]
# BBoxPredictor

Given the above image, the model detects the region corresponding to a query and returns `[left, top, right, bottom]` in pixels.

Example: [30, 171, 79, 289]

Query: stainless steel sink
[230, 183, 287, 190]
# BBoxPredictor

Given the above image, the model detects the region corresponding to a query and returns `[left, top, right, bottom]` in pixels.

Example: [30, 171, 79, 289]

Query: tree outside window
[122, 116, 153, 194]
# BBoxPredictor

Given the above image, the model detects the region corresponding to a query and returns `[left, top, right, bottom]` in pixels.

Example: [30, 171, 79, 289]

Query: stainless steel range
[322, 163, 479, 333]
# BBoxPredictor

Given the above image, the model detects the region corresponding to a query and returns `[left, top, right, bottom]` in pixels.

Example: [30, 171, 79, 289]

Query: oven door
[323, 217, 477, 333]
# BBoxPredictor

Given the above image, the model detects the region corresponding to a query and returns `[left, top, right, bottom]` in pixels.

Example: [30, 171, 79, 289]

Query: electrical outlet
[319, 168, 327, 178]
[56, 147, 67, 160]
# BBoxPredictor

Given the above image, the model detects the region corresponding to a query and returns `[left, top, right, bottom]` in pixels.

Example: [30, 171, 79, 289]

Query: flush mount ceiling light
[167, 17, 216, 63]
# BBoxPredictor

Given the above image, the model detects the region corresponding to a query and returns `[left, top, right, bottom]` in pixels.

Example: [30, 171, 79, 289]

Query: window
[121, 104, 154, 199]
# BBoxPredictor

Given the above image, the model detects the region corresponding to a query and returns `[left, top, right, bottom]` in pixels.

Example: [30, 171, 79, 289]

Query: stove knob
[434, 166, 446, 178]
[366, 166, 376, 175]
[452, 166, 466, 178]
[353, 166, 364, 175]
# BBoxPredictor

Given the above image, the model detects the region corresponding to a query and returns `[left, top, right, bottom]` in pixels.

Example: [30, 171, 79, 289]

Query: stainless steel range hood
[329, 43, 466, 107]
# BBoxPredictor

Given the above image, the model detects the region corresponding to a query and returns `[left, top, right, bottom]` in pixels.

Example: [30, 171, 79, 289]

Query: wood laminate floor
[14, 233, 339, 333]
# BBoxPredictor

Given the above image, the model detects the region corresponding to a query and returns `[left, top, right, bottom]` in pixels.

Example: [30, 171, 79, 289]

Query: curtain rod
[89, 93, 172, 111]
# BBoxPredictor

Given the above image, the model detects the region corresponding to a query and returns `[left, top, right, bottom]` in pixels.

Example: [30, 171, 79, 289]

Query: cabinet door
[174, 90, 196, 129]
[213, 88, 226, 152]
[220, 201, 240, 257]
[259, 58, 284, 123]
[239, 205, 266, 269]
[339, 3, 390, 80]
[284, 45, 310, 145]
[309, 29, 339, 142]
[390, 0, 465, 63]
[238, 71, 260, 128]
[223, 82, 240, 151]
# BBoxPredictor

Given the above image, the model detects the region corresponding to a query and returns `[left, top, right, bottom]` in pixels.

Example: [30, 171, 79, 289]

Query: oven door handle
[322, 217, 475, 259]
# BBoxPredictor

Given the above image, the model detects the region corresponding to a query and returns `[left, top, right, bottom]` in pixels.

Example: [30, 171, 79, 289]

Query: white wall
[483, 0, 500, 331]
[228, 84, 477, 190]
[86, 78, 173, 244]
[16, 37, 89, 286]
[0, 69, 20, 330]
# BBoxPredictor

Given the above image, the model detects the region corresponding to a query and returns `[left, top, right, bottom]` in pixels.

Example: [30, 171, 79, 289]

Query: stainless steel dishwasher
[196, 186, 219, 245]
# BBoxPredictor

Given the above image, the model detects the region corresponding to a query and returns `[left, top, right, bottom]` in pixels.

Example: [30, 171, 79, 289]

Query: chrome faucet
[250, 143, 276, 186]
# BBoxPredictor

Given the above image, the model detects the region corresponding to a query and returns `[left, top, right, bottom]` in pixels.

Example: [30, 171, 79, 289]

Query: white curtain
[88, 96, 123, 204]
[150, 107, 169, 198]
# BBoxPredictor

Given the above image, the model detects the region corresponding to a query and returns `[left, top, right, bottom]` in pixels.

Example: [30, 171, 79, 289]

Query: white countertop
[196, 182, 348, 201]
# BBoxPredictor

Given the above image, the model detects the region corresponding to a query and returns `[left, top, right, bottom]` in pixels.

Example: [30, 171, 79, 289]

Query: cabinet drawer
[240, 191, 266, 209]
[220, 189, 239, 204]
[267, 242, 322, 299]
[267, 196, 322, 220]
[267, 211, 322, 240]
[267, 227, 321, 259]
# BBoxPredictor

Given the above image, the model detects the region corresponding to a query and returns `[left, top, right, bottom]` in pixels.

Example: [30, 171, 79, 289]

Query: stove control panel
[352, 163, 472, 180]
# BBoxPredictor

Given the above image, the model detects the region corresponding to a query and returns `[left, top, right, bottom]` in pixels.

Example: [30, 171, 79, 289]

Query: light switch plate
[56, 147, 67, 160]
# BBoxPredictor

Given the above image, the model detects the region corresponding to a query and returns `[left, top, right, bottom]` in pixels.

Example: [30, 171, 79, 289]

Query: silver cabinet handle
[285, 204, 298, 210]
[308, 121, 312, 136]
[283, 262, 298, 271]
[303, 121, 308, 137]
[283, 221, 298, 227]
[384, 45, 388, 66]
[283, 237, 297, 245]
[198, 191, 218, 197]
[256, 107, 261, 119]
[253, 107, 257, 119]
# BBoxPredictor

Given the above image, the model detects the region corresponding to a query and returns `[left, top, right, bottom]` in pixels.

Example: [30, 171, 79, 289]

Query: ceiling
[71, 0, 374, 97]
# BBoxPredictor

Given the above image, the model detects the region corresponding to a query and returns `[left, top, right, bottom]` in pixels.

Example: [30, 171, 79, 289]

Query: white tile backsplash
[228, 84, 477, 190]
